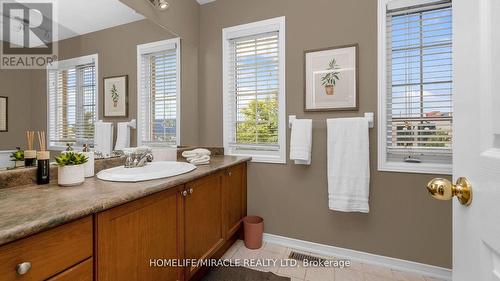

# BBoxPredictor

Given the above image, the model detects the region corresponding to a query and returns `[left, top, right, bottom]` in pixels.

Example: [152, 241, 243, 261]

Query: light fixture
[148, 0, 170, 11]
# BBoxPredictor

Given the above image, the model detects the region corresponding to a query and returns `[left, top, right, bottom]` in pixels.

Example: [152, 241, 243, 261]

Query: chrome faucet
[136, 151, 154, 167]
[124, 148, 154, 168]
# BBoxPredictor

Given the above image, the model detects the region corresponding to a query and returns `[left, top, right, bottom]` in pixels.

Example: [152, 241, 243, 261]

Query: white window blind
[385, 0, 452, 166]
[138, 39, 180, 146]
[228, 32, 279, 150]
[48, 58, 97, 149]
[223, 17, 286, 164]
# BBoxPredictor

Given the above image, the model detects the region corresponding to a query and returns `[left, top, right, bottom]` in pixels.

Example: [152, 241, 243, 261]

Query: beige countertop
[0, 156, 250, 246]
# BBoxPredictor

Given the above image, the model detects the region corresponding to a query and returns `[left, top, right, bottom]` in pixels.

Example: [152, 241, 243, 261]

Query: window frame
[46, 54, 98, 151]
[222, 16, 286, 164]
[136, 37, 181, 147]
[377, 0, 452, 175]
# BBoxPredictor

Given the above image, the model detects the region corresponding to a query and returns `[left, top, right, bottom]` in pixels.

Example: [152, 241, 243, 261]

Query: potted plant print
[111, 84, 119, 107]
[321, 58, 341, 96]
[55, 151, 88, 186]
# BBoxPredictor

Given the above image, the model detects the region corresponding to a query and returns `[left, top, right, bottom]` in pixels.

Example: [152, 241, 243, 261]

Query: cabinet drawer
[47, 258, 93, 281]
[0, 216, 93, 281]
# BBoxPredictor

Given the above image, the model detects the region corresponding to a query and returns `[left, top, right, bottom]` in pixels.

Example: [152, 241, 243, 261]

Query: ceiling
[56, 0, 144, 41]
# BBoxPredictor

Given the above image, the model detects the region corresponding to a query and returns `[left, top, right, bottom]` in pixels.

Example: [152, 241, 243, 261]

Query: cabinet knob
[181, 190, 188, 197]
[228, 171, 232, 176]
[16, 262, 31, 275]
[189, 188, 194, 194]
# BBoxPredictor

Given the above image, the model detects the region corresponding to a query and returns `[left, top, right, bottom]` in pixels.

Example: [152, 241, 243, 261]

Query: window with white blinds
[137, 38, 180, 147]
[223, 17, 286, 164]
[378, 0, 452, 174]
[47, 55, 97, 150]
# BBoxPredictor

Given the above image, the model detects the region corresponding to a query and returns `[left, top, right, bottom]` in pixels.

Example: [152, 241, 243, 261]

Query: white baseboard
[263, 233, 451, 281]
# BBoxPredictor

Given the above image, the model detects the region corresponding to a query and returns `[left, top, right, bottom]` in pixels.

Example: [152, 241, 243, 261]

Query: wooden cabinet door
[97, 188, 184, 281]
[0, 217, 92, 281]
[223, 163, 247, 238]
[184, 173, 224, 278]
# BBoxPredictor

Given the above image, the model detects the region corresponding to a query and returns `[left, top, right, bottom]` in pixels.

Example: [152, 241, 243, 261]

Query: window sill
[378, 161, 452, 175]
[225, 151, 286, 164]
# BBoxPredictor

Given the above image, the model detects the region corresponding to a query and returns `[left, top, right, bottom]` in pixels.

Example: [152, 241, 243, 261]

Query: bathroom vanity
[0, 156, 249, 281]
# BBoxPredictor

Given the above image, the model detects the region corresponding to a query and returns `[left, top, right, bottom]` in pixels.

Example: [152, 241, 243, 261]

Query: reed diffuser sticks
[26, 131, 35, 150]
[37, 131, 46, 152]
[25, 131, 37, 166]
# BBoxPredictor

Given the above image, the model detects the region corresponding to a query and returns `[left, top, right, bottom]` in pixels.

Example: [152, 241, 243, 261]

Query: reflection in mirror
[0, 0, 180, 171]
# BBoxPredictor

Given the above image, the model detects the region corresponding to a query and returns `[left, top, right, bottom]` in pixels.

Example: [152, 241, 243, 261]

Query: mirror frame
[0, 96, 7, 132]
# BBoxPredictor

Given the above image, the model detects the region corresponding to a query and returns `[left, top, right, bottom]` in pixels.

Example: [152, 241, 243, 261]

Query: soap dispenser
[82, 144, 94, 177]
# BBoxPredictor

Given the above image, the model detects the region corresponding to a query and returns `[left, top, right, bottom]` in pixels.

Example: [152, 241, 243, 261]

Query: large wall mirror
[0, 0, 179, 170]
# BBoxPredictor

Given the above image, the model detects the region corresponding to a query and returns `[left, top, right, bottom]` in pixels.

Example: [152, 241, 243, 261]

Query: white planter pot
[58, 165, 85, 186]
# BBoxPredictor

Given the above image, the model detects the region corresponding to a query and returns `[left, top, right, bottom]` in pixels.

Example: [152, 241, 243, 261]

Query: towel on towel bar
[114, 122, 130, 151]
[327, 118, 370, 213]
[290, 119, 312, 165]
[94, 121, 113, 156]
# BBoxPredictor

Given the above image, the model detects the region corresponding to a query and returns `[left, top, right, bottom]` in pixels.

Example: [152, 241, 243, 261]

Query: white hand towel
[182, 148, 211, 158]
[187, 155, 210, 162]
[327, 118, 370, 213]
[290, 119, 312, 165]
[94, 121, 113, 156]
[114, 122, 130, 151]
[188, 155, 211, 165]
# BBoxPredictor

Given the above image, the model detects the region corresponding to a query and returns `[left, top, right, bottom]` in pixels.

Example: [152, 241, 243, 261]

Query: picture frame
[103, 75, 128, 117]
[0, 96, 7, 132]
[304, 44, 359, 111]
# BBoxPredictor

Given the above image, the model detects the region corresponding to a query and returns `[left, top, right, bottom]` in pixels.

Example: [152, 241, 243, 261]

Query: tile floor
[221, 240, 446, 281]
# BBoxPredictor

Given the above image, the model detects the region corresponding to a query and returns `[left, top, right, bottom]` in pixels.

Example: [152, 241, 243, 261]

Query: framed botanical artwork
[103, 75, 128, 117]
[304, 44, 358, 111]
[0, 96, 7, 132]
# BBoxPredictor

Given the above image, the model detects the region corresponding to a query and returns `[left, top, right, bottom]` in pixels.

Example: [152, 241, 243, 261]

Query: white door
[453, 0, 500, 280]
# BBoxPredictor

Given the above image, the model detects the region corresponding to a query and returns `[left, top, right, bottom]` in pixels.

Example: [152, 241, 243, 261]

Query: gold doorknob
[426, 177, 473, 206]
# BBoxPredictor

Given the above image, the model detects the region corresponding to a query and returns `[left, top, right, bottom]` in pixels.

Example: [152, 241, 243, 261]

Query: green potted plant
[321, 58, 341, 95]
[10, 147, 24, 168]
[55, 151, 88, 186]
[111, 84, 119, 107]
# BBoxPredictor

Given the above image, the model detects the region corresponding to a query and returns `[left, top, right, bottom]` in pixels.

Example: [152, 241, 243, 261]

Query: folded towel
[290, 119, 312, 165]
[114, 122, 130, 151]
[327, 118, 370, 213]
[187, 155, 210, 162]
[188, 155, 211, 165]
[182, 148, 211, 158]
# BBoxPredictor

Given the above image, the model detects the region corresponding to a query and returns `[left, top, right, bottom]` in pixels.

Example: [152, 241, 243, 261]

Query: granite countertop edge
[0, 156, 251, 246]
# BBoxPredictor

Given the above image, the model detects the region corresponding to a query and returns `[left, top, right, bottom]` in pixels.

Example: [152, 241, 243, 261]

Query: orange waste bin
[243, 216, 264, 249]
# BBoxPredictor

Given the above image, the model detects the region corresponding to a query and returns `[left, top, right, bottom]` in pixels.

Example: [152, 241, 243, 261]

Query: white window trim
[222, 16, 286, 164]
[46, 54, 99, 151]
[136, 37, 181, 147]
[377, 0, 452, 175]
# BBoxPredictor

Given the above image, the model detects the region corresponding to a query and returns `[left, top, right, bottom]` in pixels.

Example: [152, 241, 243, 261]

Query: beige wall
[198, 0, 452, 268]
[29, 19, 199, 147]
[0, 67, 33, 150]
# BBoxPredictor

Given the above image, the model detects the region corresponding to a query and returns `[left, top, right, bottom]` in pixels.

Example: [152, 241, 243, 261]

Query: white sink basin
[97, 161, 197, 182]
